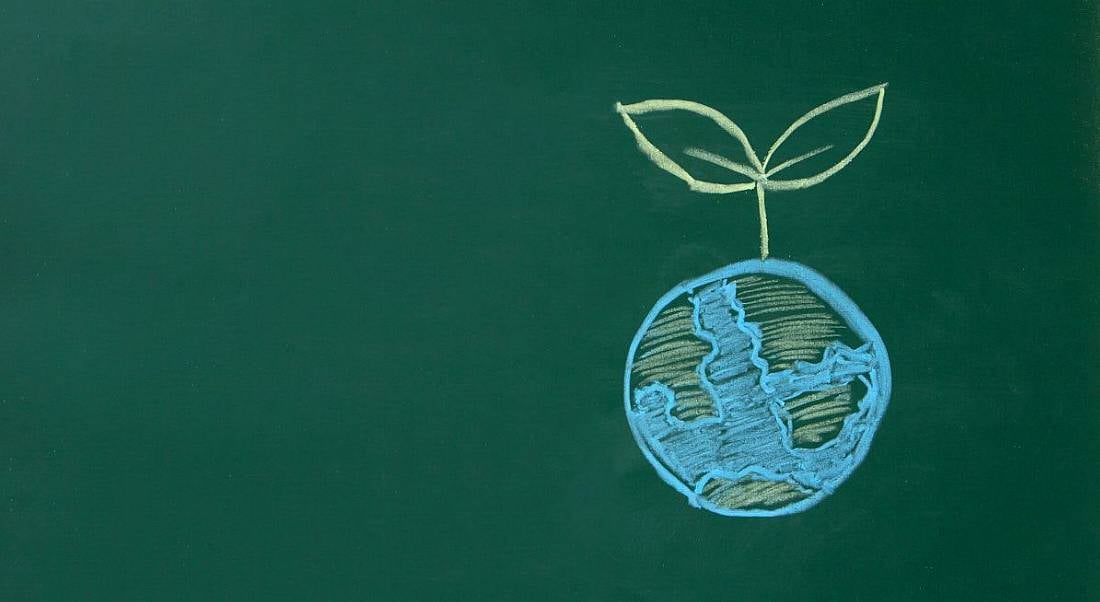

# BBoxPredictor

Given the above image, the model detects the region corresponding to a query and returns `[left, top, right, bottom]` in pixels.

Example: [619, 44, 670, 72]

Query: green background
[3, 2, 1098, 600]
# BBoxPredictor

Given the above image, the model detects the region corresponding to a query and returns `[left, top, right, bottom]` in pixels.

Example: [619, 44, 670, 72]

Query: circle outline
[623, 259, 893, 517]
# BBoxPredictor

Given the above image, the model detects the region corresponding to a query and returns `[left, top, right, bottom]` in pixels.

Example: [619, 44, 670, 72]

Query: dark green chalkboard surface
[3, 2, 1098, 600]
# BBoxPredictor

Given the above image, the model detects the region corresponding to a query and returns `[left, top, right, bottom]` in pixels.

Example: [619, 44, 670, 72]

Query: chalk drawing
[617, 84, 892, 516]
[616, 83, 885, 259]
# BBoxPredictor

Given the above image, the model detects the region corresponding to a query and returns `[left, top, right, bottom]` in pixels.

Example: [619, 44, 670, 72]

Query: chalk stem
[756, 184, 769, 259]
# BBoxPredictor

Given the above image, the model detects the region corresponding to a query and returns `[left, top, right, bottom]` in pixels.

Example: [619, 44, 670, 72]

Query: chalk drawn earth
[625, 259, 891, 517]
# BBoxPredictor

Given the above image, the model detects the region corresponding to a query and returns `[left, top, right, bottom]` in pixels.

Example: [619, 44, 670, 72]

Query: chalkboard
[3, 2, 1098, 600]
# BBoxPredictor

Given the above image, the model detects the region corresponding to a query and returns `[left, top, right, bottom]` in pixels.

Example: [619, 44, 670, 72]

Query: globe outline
[623, 259, 893, 517]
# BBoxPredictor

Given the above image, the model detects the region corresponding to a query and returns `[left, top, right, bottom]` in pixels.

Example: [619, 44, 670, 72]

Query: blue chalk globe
[624, 259, 892, 517]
